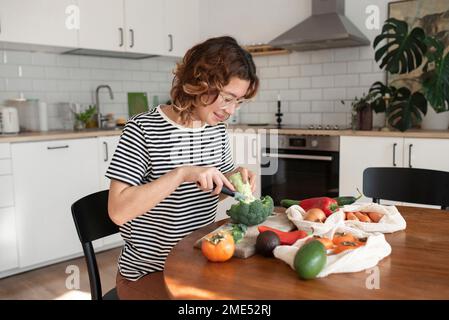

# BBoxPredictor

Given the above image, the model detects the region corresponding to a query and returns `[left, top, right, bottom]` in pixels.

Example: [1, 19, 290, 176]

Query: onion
[304, 208, 326, 223]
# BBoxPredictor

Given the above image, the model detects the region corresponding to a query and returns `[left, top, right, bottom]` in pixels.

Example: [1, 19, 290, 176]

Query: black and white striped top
[106, 105, 235, 281]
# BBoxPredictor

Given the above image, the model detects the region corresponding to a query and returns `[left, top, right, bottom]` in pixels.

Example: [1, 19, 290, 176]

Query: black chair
[363, 167, 449, 210]
[71, 190, 120, 300]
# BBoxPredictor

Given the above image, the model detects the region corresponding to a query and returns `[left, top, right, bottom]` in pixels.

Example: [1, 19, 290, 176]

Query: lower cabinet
[11, 138, 101, 268]
[0, 207, 18, 272]
[340, 136, 449, 208]
[97, 136, 123, 248]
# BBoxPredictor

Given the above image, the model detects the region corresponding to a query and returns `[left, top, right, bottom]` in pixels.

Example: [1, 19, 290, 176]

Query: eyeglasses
[218, 92, 251, 110]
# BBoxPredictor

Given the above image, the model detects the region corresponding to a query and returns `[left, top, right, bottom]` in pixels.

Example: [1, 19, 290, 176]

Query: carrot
[346, 212, 359, 221]
[366, 212, 384, 223]
[354, 212, 372, 223]
[333, 233, 357, 245]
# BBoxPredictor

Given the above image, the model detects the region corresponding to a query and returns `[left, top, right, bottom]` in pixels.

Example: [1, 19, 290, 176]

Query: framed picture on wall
[387, 0, 449, 91]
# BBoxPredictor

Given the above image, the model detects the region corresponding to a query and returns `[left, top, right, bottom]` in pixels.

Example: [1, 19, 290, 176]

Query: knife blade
[220, 185, 247, 202]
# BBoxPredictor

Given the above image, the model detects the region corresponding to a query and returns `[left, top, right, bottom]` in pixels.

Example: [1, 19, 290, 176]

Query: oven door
[261, 148, 339, 206]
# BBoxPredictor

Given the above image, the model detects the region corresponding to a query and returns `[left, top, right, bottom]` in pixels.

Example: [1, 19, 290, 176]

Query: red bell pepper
[281, 197, 339, 217]
[258, 226, 308, 245]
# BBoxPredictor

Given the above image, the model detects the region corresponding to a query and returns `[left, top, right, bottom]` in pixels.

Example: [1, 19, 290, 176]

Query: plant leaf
[422, 46, 449, 112]
[374, 18, 427, 74]
[388, 88, 427, 131]
[368, 82, 397, 113]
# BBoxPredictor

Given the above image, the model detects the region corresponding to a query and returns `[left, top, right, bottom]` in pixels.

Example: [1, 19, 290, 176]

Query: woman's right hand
[178, 166, 235, 195]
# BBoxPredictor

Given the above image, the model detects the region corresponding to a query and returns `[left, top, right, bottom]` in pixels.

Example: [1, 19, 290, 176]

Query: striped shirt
[106, 105, 235, 281]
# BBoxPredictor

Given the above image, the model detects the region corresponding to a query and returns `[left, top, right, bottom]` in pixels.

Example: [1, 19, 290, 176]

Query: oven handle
[262, 152, 333, 161]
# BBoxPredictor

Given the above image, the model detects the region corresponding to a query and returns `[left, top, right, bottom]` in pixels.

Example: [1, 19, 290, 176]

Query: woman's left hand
[233, 167, 257, 193]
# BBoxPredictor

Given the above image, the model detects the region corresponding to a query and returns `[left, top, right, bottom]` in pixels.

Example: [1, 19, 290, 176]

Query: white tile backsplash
[301, 64, 322, 76]
[251, 45, 385, 127]
[0, 50, 175, 130]
[289, 77, 311, 89]
[334, 47, 360, 62]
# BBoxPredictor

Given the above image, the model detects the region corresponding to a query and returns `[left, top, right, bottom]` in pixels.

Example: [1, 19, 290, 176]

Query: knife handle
[220, 185, 236, 197]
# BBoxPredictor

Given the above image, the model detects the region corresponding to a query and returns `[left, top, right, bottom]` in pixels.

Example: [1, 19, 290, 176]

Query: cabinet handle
[408, 144, 413, 168]
[392, 143, 397, 167]
[168, 34, 173, 52]
[47, 145, 69, 150]
[129, 29, 134, 48]
[118, 27, 124, 47]
[103, 142, 108, 162]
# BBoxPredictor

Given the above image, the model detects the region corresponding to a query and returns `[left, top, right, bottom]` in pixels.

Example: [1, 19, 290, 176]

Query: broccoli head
[226, 195, 274, 226]
[226, 172, 274, 225]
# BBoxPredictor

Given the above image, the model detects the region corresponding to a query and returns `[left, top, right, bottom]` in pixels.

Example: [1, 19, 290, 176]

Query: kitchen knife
[220, 185, 247, 202]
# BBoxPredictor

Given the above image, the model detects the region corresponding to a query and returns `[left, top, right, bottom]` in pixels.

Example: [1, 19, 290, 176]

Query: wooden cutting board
[194, 212, 295, 258]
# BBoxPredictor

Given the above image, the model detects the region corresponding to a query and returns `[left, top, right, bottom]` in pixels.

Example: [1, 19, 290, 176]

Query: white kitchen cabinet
[340, 136, 449, 208]
[0, 142, 18, 273]
[340, 136, 403, 203]
[98, 136, 120, 190]
[11, 138, 101, 268]
[403, 138, 449, 172]
[0, 175, 14, 208]
[165, 0, 200, 57]
[97, 135, 123, 249]
[0, 207, 18, 272]
[124, 0, 166, 55]
[216, 131, 262, 221]
[78, 0, 125, 52]
[0, 0, 78, 48]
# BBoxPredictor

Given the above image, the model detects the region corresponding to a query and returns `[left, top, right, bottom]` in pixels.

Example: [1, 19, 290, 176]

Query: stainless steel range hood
[269, 0, 370, 51]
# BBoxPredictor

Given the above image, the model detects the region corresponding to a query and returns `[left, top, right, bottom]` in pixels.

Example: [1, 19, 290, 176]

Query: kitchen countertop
[227, 124, 449, 139]
[2, 125, 449, 143]
[0, 128, 123, 143]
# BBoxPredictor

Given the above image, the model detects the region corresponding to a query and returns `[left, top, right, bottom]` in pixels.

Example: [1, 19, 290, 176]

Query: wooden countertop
[164, 206, 449, 300]
[227, 125, 449, 139]
[2, 125, 449, 143]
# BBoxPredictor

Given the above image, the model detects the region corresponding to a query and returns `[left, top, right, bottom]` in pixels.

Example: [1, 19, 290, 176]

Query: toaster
[0, 106, 20, 134]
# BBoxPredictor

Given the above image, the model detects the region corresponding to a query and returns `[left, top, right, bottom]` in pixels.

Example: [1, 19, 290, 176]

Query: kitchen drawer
[0, 207, 18, 273]
[0, 143, 11, 159]
[0, 175, 14, 207]
[0, 159, 12, 175]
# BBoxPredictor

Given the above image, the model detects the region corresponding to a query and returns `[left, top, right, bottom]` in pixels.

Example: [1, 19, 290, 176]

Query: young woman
[106, 36, 260, 299]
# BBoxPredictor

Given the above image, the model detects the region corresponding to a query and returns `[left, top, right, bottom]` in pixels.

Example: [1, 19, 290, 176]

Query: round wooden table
[164, 206, 449, 299]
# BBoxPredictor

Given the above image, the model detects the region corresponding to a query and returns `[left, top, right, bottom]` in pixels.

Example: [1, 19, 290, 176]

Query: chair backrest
[363, 167, 449, 209]
[71, 190, 119, 300]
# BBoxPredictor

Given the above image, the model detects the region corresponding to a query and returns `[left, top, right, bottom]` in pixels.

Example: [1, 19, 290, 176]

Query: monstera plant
[369, 18, 449, 132]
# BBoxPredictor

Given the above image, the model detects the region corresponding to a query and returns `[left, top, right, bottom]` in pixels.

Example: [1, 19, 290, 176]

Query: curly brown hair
[170, 36, 259, 124]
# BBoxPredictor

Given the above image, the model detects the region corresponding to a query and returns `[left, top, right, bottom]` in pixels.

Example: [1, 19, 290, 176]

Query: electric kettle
[0, 106, 20, 134]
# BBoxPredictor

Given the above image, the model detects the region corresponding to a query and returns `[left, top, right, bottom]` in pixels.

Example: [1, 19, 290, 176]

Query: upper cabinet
[78, 0, 126, 52]
[78, 0, 199, 56]
[0, 0, 78, 48]
[124, 0, 166, 55]
[165, 0, 200, 57]
[0, 0, 199, 57]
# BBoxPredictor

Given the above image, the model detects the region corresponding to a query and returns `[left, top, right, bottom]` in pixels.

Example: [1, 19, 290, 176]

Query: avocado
[256, 231, 281, 257]
[294, 240, 327, 280]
